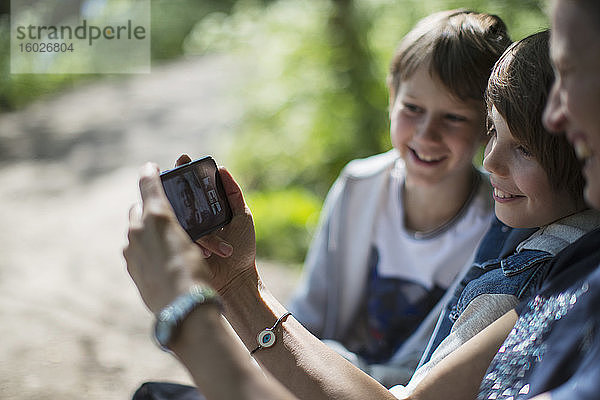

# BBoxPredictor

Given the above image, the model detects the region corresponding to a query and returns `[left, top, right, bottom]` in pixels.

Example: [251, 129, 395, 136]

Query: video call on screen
[162, 163, 225, 232]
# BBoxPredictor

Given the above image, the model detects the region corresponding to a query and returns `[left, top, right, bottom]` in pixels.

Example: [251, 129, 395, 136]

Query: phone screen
[160, 156, 232, 241]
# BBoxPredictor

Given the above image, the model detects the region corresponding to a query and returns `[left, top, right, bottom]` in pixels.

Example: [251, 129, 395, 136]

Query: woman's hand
[128, 156, 259, 307]
[197, 165, 258, 297]
[124, 163, 211, 314]
[174, 154, 235, 259]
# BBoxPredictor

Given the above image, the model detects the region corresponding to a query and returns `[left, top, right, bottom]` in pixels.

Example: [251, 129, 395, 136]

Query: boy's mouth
[409, 147, 446, 164]
[494, 188, 520, 199]
[492, 187, 525, 202]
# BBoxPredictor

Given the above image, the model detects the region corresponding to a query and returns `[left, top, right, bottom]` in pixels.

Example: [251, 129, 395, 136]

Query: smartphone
[160, 156, 232, 241]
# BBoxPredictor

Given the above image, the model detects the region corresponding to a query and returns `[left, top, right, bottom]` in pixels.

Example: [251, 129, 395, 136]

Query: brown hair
[387, 9, 512, 104]
[486, 30, 585, 203]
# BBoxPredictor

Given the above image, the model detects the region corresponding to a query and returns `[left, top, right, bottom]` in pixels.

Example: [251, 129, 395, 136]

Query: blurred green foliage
[1, 0, 548, 263]
[246, 188, 322, 264]
[186, 0, 389, 198]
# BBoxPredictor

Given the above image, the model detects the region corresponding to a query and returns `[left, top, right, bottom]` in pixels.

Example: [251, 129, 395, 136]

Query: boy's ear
[388, 90, 397, 117]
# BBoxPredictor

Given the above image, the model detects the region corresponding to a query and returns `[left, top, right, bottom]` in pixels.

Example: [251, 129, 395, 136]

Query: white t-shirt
[374, 162, 493, 291]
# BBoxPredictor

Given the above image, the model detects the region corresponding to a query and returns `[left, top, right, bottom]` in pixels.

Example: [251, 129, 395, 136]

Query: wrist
[250, 311, 292, 355]
[218, 265, 261, 303]
[219, 276, 290, 352]
[154, 283, 223, 351]
[169, 303, 223, 356]
[170, 306, 298, 400]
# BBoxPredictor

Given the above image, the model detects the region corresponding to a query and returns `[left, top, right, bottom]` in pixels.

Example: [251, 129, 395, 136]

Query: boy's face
[544, 0, 600, 209]
[484, 107, 578, 228]
[389, 67, 485, 188]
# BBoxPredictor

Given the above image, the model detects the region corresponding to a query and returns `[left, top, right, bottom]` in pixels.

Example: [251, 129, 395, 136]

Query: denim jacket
[390, 211, 600, 399]
[418, 210, 600, 368]
[451, 250, 552, 322]
[418, 218, 537, 366]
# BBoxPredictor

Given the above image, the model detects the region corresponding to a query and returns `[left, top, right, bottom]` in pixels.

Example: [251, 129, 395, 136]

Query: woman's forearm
[219, 270, 397, 400]
[409, 310, 518, 400]
[171, 305, 297, 400]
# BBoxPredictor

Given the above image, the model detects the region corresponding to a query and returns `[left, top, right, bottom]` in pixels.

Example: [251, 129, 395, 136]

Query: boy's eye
[517, 145, 533, 158]
[403, 103, 422, 113]
[445, 113, 467, 123]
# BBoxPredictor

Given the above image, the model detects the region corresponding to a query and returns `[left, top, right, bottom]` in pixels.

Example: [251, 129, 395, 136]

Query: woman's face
[544, 0, 600, 209]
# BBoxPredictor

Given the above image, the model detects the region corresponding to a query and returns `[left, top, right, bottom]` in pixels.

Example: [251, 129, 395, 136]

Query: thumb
[139, 163, 170, 213]
[218, 166, 247, 216]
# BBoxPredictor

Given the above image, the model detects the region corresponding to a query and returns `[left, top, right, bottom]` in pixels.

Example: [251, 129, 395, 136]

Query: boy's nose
[416, 116, 440, 142]
[543, 84, 568, 134]
[482, 139, 508, 177]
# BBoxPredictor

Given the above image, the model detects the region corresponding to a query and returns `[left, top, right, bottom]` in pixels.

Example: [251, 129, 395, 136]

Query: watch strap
[154, 284, 222, 351]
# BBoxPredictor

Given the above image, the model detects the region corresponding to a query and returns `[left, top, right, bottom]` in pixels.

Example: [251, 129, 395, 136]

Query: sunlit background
[0, 0, 547, 398]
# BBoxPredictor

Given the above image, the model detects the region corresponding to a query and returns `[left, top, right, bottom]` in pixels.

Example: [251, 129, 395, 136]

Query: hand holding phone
[160, 156, 233, 241]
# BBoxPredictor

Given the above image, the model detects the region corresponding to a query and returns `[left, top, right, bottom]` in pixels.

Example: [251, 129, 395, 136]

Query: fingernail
[141, 162, 158, 176]
[219, 242, 233, 257]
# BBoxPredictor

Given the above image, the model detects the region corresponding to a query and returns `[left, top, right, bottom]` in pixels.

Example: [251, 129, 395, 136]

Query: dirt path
[0, 55, 302, 400]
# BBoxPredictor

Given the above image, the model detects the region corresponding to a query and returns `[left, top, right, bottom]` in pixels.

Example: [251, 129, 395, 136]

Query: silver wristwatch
[154, 284, 222, 351]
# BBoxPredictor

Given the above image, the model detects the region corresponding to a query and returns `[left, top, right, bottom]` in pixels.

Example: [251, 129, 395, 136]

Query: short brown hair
[486, 30, 585, 203]
[387, 9, 512, 103]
